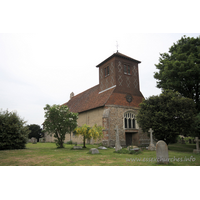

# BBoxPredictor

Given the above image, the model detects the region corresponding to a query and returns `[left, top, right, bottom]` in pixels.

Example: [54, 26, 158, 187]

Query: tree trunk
[83, 135, 86, 148]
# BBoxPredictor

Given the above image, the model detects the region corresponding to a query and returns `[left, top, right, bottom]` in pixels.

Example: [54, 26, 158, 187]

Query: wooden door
[126, 133, 132, 146]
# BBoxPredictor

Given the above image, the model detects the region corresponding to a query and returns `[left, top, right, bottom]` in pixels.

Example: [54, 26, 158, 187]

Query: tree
[136, 90, 197, 144]
[0, 109, 30, 150]
[27, 124, 43, 142]
[74, 124, 104, 148]
[43, 104, 78, 148]
[154, 35, 200, 112]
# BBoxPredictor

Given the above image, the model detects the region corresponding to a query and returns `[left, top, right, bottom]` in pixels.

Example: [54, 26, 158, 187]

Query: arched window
[124, 112, 135, 129]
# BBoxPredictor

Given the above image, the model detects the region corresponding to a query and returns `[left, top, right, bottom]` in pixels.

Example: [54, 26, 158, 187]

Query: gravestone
[73, 146, 82, 149]
[39, 138, 45, 143]
[148, 128, 156, 151]
[31, 137, 37, 144]
[188, 139, 191, 144]
[127, 145, 138, 150]
[89, 148, 99, 154]
[193, 137, 200, 153]
[115, 125, 122, 151]
[98, 146, 107, 150]
[156, 140, 169, 164]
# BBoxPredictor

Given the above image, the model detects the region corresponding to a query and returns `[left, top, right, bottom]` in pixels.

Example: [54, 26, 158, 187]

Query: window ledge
[124, 128, 138, 132]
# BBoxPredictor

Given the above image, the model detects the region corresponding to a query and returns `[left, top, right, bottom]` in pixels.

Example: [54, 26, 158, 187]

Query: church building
[45, 51, 149, 147]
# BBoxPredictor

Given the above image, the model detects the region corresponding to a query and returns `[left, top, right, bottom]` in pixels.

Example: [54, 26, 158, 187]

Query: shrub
[0, 109, 30, 150]
[66, 140, 73, 144]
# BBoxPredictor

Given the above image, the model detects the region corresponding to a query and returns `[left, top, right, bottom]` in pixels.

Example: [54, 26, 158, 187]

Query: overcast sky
[0, 1, 199, 126]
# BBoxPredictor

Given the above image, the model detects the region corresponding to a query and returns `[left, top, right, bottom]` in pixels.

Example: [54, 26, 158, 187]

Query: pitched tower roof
[96, 51, 141, 68]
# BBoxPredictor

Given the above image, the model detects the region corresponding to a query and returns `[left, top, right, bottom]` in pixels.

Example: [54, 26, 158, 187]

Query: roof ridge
[63, 84, 99, 105]
[96, 52, 141, 68]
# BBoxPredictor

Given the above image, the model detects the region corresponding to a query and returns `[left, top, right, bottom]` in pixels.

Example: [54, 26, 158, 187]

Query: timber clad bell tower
[96, 51, 143, 97]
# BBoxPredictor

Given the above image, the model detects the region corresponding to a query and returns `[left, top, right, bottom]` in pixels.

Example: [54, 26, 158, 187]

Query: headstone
[193, 137, 200, 153]
[148, 128, 156, 151]
[115, 125, 122, 151]
[188, 139, 191, 144]
[73, 146, 82, 149]
[89, 148, 99, 154]
[98, 146, 107, 150]
[39, 138, 45, 143]
[127, 145, 138, 150]
[130, 147, 140, 152]
[31, 137, 37, 144]
[156, 140, 169, 164]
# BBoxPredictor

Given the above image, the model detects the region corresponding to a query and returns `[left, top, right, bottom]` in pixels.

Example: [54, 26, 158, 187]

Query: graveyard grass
[0, 143, 200, 166]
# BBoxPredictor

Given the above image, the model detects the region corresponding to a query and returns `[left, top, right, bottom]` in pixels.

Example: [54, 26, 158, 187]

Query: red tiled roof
[63, 85, 116, 113]
[63, 85, 144, 113]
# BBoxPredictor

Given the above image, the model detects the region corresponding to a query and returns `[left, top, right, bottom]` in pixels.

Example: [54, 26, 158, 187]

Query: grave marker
[89, 148, 99, 154]
[148, 128, 156, 151]
[115, 125, 122, 151]
[193, 137, 200, 153]
[156, 140, 169, 164]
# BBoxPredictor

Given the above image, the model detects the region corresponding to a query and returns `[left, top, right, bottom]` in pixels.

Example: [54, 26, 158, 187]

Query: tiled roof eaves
[96, 52, 141, 68]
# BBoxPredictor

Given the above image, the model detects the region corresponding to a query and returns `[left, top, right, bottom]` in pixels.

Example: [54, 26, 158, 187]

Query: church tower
[96, 51, 143, 98]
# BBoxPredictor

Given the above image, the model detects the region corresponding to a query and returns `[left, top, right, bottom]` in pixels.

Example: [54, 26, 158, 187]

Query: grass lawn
[0, 142, 200, 166]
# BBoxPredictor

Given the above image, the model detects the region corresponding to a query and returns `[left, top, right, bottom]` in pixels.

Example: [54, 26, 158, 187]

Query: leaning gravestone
[89, 148, 99, 154]
[156, 140, 169, 164]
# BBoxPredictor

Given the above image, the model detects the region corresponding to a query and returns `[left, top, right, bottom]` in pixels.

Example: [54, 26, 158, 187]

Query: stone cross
[156, 140, 169, 164]
[115, 125, 121, 151]
[193, 137, 200, 153]
[148, 128, 156, 151]
[149, 128, 153, 144]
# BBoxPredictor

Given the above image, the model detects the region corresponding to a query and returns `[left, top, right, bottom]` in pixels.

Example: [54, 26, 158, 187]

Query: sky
[0, 1, 200, 127]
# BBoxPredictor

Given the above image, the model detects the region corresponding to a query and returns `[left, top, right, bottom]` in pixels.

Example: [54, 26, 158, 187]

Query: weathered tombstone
[193, 137, 200, 153]
[156, 140, 169, 164]
[31, 137, 37, 144]
[115, 125, 122, 151]
[127, 145, 138, 150]
[73, 146, 82, 149]
[89, 148, 99, 154]
[148, 128, 156, 151]
[39, 138, 45, 143]
[98, 146, 107, 150]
